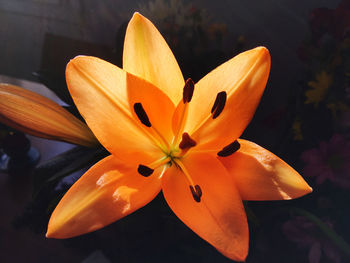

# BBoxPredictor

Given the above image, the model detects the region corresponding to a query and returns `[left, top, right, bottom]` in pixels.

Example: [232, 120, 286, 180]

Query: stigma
[179, 132, 196, 150]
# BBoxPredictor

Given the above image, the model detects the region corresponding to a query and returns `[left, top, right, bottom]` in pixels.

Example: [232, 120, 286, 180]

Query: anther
[183, 78, 195, 103]
[217, 140, 241, 157]
[189, 184, 202, 202]
[134, 103, 151, 127]
[179, 132, 197, 150]
[211, 91, 227, 119]
[137, 164, 154, 177]
[195, 185, 202, 197]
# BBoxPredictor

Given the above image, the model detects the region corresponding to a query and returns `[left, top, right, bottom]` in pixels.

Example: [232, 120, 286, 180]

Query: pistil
[179, 132, 196, 150]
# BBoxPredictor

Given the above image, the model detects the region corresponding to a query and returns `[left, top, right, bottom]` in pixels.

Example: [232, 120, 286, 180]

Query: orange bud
[0, 83, 98, 147]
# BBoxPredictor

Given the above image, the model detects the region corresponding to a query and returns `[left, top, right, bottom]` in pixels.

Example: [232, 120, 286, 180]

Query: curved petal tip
[255, 46, 270, 61]
[132, 12, 143, 20]
[45, 228, 57, 239]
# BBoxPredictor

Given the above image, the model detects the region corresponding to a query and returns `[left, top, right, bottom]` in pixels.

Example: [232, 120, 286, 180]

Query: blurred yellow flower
[327, 102, 349, 118]
[292, 118, 303, 141]
[305, 71, 332, 107]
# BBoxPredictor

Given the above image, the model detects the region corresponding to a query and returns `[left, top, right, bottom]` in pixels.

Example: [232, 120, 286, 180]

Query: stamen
[137, 157, 171, 177]
[195, 185, 202, 197]
[173, 79, 195, 145]
[179, 132, 197, 149]
[134, 103, 171, 150]
[211, 91, 227, 119]
[137, 164, 154, 177]
[217, 140, 241, 157]
[183, 78, 195, 103]
[134, 103, 151, 127]
[189, 185, 202, 202]
[173, 159, 202, 202]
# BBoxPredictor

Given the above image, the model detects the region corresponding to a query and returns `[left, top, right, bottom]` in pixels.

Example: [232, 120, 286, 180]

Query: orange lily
[46, 13, 312, 261]
[0, 83, 97, 147]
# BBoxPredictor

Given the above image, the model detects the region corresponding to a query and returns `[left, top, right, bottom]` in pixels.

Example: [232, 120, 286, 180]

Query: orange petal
[184, 47, 271, 151]
[66, 56, 163, 164]
[126, 73, 175, 144]
[219, 139, 312, 200]
[123, 12, 184, 104]
[161, 153, 248, 261]
[0, 83, 97, 147]
[46, 155, 161, 239]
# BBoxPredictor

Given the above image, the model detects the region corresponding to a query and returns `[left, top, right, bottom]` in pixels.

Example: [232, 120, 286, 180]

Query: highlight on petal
[185, 47, 271, 151]
[219, 139, 312, 200]
[161, 153, 249, 261]
[123, 12, 184, 104]
[66, 56, 164, 164]
[46, 155, 161, 239]
[0, 83, 97, 147]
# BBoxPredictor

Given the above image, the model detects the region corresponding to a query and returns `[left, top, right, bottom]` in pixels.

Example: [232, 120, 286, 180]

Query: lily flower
[0, 83, 97, 147]
[46, 13, 312, 261]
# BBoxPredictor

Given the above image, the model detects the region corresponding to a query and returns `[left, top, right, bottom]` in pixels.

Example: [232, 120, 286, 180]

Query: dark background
[1, 0, 348, 262]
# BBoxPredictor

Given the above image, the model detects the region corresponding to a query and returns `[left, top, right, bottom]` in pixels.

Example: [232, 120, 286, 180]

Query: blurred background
[0, 0, 349, 262]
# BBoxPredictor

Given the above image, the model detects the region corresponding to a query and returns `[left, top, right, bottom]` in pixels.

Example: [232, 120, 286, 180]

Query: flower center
[133, 78, 239, 202]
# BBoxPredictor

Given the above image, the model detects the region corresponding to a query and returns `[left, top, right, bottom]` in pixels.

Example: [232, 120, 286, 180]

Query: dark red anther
[189, 184, 202, 202]
[134, 103, 151, 127]
[183, 78, 195, 103]
[211, 91, 227, 119]
[179, 132, 197, 150]
[217, 140, 241, 157]
[137, 164, 154, 177]
[195, 185, 202, 197]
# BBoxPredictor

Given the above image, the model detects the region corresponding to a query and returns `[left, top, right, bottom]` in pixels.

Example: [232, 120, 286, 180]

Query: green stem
[291, 207, 350, 259]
